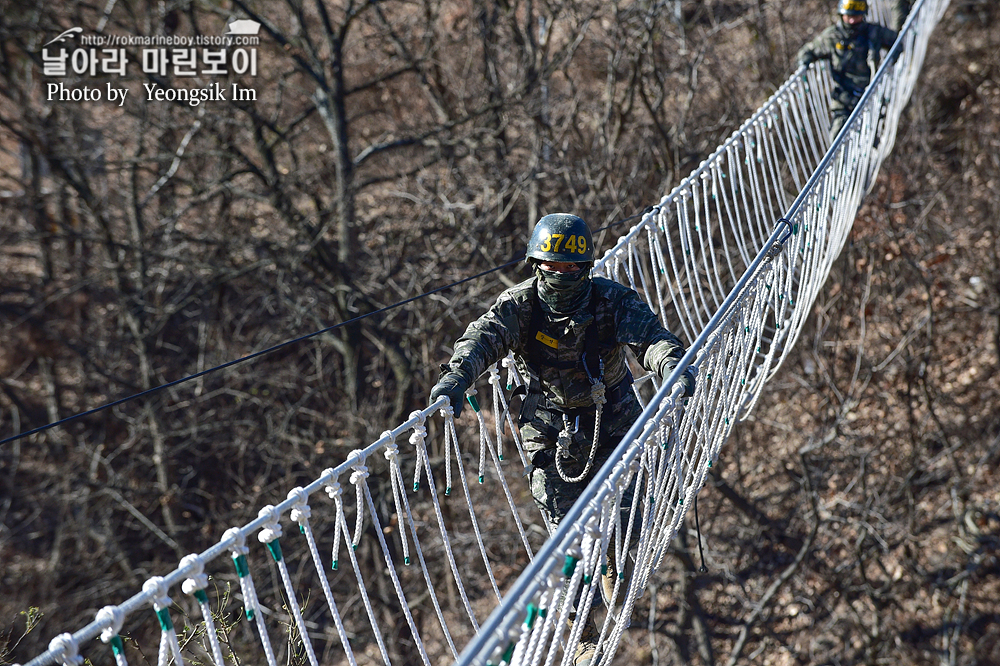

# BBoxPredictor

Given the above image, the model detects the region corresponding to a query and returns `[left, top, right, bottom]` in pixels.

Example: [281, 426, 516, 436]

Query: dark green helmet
[838, 0, 867, 16]
[525, 213, 594, 264]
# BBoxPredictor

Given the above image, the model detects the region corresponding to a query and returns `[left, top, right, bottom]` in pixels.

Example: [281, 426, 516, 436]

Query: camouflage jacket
[797, 21, 898, 95]
[442, 276, 686, 410]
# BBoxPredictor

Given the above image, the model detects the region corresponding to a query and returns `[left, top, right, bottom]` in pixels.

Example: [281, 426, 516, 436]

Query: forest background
[1, 0, 998, 664]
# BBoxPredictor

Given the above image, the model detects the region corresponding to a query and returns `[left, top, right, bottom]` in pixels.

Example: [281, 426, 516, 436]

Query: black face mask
[535, 265, 591, 314]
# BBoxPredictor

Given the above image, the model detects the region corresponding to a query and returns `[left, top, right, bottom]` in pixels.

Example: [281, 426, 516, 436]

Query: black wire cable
[694, 495, 709, 573]
[0, 207, 655, 447]
[1, 256, 523, 446]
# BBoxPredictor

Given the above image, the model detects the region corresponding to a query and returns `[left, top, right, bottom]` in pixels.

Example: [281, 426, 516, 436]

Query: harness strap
[519, 284, 605, 425]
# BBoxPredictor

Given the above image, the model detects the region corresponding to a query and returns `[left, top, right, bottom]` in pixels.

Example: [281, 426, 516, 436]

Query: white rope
[356, 471, 435, 666]
[141, 577, 183, 666]
[223, 527, 279, 666]
[96, 606, 128, 666]
[380, 427, 462, 660]
[47, 634, 83, 666]
[256, 505, 320, 666]
[325, 472, 394, 666]
[287, 486, 359, 666]
[178, 554, 225, 666]
[477, 376, 534, 557]
[448, 400, 503, 602]
[412, 411, 482, 631]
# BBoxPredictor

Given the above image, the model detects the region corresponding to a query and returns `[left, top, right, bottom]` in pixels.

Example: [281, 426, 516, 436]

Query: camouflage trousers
[522, 391, 642, 535]
[829, 87, 862, 143]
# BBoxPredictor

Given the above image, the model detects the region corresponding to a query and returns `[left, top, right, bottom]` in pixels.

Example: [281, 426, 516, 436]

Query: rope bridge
[20, 1, 948, 665]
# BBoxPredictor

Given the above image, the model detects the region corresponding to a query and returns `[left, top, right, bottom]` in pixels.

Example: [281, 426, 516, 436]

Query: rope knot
[49, 633, 83, 666]
[96, 606, 124, 644]
[348, 450, 369, 484]
[257, 505, 283, 544]
[408, 409, 427, 428]
[288, 487, 311, 524]
[590, 381, 606, 406]
[408, 423, 427, 446]
[383, 440, 399, 463]
[142, 576, 171, 611]
[325, 480, 343, 500]
[179, 554, 208, 595]
[223, 526, 248, 556]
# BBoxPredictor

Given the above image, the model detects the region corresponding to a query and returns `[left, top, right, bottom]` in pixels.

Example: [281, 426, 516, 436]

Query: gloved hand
[799, 54, 815, 69]
[429, 372, 469, 418]
[662, 363, 696, 398]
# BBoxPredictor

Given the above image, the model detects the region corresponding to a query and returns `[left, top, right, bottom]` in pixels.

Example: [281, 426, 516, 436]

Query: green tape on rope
[501, 641, 515, 664]
[563, 554, 579, 576]
[299, 524, 306, 534]
[467, 394, 480, 413]
[478, 475, 484, 484]
[525, 603, 539, 629]
[233, 554, 249, 578]
[266, 539, 283, 563]
[332, 560, 339, 571]
[413, 482, 420, 492]
[194, 589, 208, 603]
[404, 557, 411, 565]
[445, 486, 451, 496]
[110, 635, 124, 656]
[156, 607, 174, 632]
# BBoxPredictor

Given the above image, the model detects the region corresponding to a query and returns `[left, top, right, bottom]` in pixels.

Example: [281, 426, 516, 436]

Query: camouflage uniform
[891, 0, 912, 32]
[439, 275, 687, 532]
[797, 19, 898, 142]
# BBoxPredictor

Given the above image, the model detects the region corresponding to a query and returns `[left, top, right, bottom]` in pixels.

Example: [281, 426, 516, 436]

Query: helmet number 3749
[538, 233, 588, 254]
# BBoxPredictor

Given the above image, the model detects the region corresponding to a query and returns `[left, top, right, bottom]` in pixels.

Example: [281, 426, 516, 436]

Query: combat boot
[601, 546, 633, 608]
[570, 613, 599, 666]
